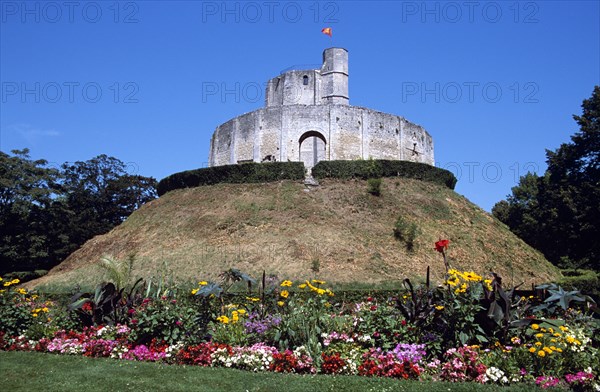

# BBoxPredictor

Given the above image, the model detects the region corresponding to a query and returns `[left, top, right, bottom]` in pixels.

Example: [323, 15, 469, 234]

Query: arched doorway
[299, 131, 326, 170]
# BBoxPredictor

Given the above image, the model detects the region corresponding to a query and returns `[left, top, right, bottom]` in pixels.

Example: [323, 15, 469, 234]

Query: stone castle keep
[208, 48, 434, 169]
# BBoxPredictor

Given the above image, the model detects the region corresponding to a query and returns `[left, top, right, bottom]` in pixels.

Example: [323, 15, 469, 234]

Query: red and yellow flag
[321, 27, 332, 37]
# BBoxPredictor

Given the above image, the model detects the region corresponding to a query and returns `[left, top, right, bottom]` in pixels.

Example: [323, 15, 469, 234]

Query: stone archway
[299, 131, 327, 170]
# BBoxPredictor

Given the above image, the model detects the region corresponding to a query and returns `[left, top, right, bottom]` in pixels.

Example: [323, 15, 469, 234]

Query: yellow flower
[529, 347, 536, 353]
[11, 279, 20, 284]
[280, 290, 289, 299]
[566, 336, 575, 344]
[325, 289, 335, 297]
[298, 283, 307, 289]
[277, 301, 284, 307]
[435, 305, 444, 311]
[446, 278, 459, 287]
[559, 326, 569, 332]
[311, 279, 325, 285]
[548, 328, 554, 333]
[535, 333, 544, 338]
[3, 282, 10, 287]
[280, 280, 292, 287]
[463, 271, 482, 282]
[232, 312, 239, 323]
[316, 288, 326, 295]
[246, 297, 260, 302]
[484, 279, 493, 290]
[541, 328, 547, 333]
[543, 347, 552, 353]
[531, 324, 540, 330]
[191, 288, 199, 295]
[42, 307, 49, 313]
[216, 315, 230, 324]
[237, 309, 246, 315]
[538, 350, 545, 357]
[32, 313, 38, 318]
[17, 288, 27, 295]
[535, 342, 542, 347]
[555, 348, 563, 353]
[198, 281, 208, 286]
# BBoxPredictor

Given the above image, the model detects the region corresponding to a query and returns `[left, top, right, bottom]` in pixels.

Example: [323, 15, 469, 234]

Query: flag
[321, 27, 332, 37]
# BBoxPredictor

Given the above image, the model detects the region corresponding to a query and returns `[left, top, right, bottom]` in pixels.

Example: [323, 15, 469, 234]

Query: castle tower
[320, 47, 349, 105]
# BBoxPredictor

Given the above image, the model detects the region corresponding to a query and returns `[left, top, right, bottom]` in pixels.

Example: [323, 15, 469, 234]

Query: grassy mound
[26, 178, 560, 291]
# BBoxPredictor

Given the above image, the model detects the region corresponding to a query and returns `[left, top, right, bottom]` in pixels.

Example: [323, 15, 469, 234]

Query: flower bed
[1, 247, 599, 390]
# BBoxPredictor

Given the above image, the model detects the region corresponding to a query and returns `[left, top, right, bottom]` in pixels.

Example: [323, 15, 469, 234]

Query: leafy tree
[59, 155, 157, 250]
[0, 149, 60, 272]
[493, 86, 600, 270]
[0, 151, 157, 275]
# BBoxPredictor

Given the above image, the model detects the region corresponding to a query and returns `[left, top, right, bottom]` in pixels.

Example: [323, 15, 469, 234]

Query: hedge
[157, 162, 306, 196]
[558, 269, 600, 301]
[311, 160, 457, 189]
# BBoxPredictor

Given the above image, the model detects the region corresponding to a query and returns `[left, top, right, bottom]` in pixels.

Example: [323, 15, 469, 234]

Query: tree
[492, 86, 600, 270]
[0, 151, 157, 275]
[59, 155, 157, 250]
[0, 149, 60, 272]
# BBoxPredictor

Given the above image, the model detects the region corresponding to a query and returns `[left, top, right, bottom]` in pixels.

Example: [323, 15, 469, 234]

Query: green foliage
[493, 86, 600, 271]
[98, 255, 134, 292]
[312, 160, 457, 189]
[273, 292, 332, 361]
[558, 269, 600, 300]
[0, 150, 157, 274]
[130, 296, 200, 345]
[157, 162, 306, 196]
[366, 178, 382, 196]
[2, 270, 47, 283]
[0, 290, 34, 336]
[533, 283, 596, 315]
[393, 216, 420, 251]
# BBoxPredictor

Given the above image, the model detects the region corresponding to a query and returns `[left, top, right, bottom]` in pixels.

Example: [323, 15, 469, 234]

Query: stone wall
[209, 104, 434, 168]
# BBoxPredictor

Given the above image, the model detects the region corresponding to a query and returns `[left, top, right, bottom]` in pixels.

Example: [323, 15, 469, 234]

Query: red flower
[82, 302, 93, 312]
[435, 239, 450, 252]
[370, 305, 378, 311]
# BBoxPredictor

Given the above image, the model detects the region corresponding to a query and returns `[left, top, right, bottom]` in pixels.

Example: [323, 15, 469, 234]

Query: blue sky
[1, 0, 599, 211]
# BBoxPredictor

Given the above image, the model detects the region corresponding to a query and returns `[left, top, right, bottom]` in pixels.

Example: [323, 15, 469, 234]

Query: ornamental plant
[358, 348, 422, 379]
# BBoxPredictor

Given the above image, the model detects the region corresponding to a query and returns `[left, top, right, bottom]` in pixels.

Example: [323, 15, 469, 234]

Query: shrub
[558, 269, 600, 300]
[393, 216, 420, 251]
[367, 178, 382, 196]
[157, 162, 305, 196]
[312, 160, 457, 189]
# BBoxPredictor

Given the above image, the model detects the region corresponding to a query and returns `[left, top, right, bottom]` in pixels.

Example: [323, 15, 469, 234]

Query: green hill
[26, 178, 561, 290]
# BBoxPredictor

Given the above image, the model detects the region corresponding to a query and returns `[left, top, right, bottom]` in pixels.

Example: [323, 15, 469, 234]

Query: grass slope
[0, 351, 545, 392]
[27, 178, 560, 291]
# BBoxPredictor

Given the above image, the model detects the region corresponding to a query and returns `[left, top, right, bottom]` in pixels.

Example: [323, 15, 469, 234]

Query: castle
[208, 48, 434, 170]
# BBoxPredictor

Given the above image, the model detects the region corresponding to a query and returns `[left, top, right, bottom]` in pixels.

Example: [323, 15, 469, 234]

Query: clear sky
[1, 0, 599, 211]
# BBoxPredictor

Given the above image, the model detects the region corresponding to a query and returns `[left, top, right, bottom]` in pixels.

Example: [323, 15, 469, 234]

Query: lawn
[0, 351, 547, 392]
